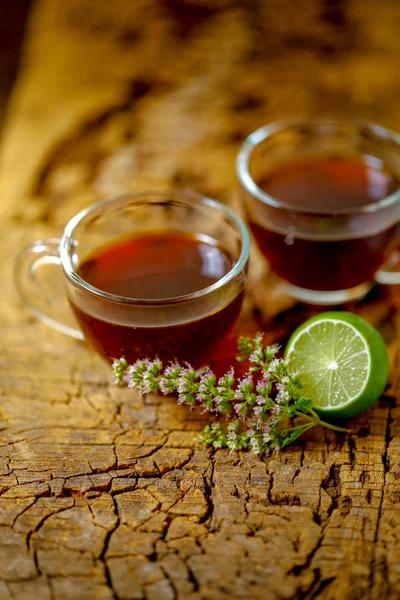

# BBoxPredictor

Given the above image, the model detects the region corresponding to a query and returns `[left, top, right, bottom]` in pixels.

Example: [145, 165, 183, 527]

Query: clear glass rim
[60, 190, 250, 305]
[236, 117, 400, 216]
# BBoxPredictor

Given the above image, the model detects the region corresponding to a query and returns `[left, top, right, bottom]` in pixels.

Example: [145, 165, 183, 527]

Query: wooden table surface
[1, 1, 400, 599]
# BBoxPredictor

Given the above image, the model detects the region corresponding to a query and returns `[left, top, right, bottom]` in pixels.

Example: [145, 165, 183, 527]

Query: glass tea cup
[15, 191, 250, 368]
[237, 119, 400, 305]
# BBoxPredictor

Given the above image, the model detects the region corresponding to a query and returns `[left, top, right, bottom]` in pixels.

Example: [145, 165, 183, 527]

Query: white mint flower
[250, 437, 261, 455]
[267, 359, 280, 373]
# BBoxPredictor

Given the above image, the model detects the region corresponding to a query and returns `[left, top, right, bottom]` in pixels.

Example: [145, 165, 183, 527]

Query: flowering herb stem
[112, 334, 350, 455]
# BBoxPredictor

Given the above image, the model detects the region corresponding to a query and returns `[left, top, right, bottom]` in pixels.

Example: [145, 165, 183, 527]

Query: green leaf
[264, 398, 275, 409]
[281, 426, 307, 448]
[294, 397, 313, 412]
[220, 401, 232, 413]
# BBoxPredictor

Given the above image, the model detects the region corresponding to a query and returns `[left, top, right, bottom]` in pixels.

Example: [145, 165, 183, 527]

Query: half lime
[285, 311, 389, 419]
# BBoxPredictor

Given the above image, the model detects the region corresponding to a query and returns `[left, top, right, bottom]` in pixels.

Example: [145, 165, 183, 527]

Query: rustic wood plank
[1, 1, 400, 599]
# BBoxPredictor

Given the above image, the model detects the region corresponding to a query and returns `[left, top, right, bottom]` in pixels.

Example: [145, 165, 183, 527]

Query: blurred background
[0, 0, 31, 127]
[1, 0, 400, 225]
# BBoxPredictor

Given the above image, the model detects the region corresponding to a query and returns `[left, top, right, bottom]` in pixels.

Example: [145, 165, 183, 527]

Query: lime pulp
[285, 312, 389, 419]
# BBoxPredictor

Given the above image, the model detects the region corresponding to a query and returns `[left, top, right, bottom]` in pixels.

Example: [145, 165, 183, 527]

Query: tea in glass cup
[15, 191, 250, 367]
[237, 120, 400, 304]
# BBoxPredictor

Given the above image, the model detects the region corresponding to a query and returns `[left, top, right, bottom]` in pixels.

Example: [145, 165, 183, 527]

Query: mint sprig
[112, 334, 349, 455]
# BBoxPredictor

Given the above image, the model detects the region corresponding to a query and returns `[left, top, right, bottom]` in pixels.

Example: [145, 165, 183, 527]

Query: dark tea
[249, 154, 400, 291]
[70, 231, 243, 366]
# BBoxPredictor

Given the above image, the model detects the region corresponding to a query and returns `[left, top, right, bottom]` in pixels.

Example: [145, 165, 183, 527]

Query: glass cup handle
[375, 251, 400, 285]
[14, 239, 84, 340]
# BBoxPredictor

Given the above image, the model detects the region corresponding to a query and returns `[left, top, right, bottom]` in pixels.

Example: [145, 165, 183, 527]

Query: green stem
[316, 419, 351, 433]
[284, 421, 316, 435]
[306, 407, 351, 433]
[294, 411, 315, 422]
[302, 422, 317, 433]
[306, 407, 322, 420]
[296, 408, 351, 433]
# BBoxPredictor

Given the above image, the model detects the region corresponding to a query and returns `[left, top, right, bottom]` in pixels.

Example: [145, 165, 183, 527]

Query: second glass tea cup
[237, 119, 400, 305]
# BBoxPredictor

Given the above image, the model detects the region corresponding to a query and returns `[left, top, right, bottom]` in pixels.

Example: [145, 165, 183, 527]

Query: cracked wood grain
[1, 0, 400, 599]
